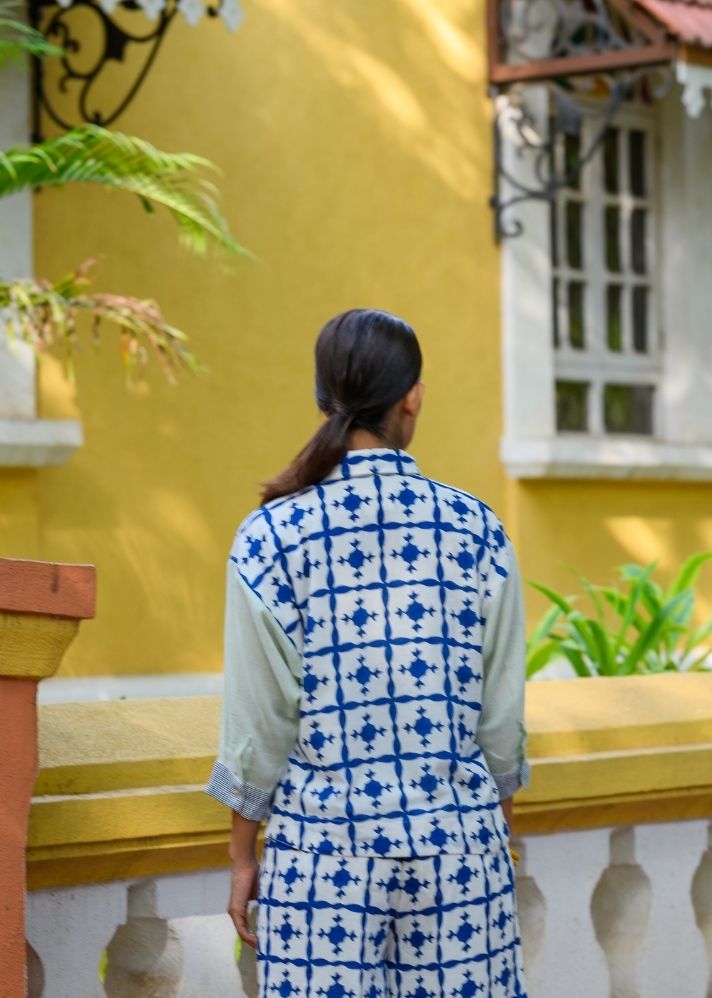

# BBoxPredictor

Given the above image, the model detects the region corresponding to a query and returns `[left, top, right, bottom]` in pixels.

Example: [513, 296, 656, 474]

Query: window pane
[566, 201, 583, 269]
[564, 132, 581, 190]
[556, 381, 589, 432]
[603, 127, 619, 194]
[607, 285, 622, 351]
[632, 286, 648, 353]
[629, 130, 646, 197]
[553, 278, 560, 348]
[605, 206, 621, 272]
[550, 200, 559, 269]
[568, 281, 585, 348]
[604, 384, 654, 434]
[631, 208, 647, 274]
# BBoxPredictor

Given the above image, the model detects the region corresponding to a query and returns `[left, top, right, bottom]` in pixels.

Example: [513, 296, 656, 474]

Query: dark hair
[261, 308, 422, 504]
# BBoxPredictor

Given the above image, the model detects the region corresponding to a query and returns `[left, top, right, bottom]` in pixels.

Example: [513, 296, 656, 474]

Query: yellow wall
[9, 0, 710, 677]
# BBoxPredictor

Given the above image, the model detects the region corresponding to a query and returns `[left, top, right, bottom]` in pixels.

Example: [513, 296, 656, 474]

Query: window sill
[0, 418, 83, 468]
[501, 436, 712, 481]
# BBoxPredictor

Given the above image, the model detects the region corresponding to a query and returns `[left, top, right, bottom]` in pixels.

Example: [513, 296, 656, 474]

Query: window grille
[550, 105, 660, 437]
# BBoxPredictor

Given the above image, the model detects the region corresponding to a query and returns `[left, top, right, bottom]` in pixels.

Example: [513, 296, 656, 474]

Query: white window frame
[0, 64, 82, 467]
[552, 103, 660, 437]
[499, 80, 712, 480]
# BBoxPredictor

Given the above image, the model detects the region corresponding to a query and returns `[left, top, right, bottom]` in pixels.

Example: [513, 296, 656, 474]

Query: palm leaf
[0, 125, 251, 258]
[0, 260, 202, 382]
[0, 4, 63, 64]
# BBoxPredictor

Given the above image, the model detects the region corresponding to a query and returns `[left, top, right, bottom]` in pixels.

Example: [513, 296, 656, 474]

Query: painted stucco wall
[5, 0, 709, 677]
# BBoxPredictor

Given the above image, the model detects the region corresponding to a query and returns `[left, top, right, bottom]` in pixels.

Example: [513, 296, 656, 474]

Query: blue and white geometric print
[232, 448, 513, 858]
[257, 838, 528, 997]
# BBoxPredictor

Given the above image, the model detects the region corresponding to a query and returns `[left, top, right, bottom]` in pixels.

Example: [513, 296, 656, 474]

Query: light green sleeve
[478, 541, 529, 800]
[205, 560, 302, 820]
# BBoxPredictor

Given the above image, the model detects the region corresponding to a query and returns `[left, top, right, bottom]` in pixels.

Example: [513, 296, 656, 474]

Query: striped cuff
[492, 758, 530, 801]
[205, 760, 274, 821]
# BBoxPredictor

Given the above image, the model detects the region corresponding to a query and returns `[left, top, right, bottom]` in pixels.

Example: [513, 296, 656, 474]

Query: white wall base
[502, 436, 712, 480]
[0, 417, 83, 467]
[38, 672, 225, 704]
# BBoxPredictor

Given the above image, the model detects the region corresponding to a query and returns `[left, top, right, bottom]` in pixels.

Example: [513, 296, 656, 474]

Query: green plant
[1, 259, 200, 381]
[0, 126, 247, 258]
[0, 3, 61, 64]
[526, 553, 712, 679]
[0, 9, 249, 380]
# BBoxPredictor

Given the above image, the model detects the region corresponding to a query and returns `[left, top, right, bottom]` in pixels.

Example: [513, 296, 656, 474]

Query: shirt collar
[323, 447, 422, 483]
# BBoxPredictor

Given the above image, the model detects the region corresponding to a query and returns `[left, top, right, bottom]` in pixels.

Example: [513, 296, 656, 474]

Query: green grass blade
[559, 642, 594, 677]
[528, 581, 577, 615]
[527, 605, 563, 649]
[620, 591, 693, 675]
[526, 640, 563, 679]
[667, 551, 712, 598]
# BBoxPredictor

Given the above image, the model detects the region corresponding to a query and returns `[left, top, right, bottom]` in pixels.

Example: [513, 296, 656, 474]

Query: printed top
[206, 447, 528, 858]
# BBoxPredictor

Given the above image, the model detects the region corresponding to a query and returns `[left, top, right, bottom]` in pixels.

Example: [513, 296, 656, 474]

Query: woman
[207, 308, 528, 997]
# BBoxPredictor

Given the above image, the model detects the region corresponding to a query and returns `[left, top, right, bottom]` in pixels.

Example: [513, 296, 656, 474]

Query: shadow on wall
[517, 478, 712, 625]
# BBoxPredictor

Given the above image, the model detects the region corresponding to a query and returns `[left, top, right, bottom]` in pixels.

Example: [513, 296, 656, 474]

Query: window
[499, 81, 712, 480]
[550, 106, 660, 437]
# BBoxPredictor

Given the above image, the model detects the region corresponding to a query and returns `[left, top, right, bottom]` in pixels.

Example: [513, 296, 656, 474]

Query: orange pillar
[0, 678, 42, 996]
[0, 558, 95, 997]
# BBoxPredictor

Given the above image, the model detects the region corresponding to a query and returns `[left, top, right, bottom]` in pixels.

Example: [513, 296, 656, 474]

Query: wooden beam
[489, 41, 677, 86]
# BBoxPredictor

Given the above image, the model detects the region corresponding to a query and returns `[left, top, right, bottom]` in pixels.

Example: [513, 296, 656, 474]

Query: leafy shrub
[526, 553, 712, 679]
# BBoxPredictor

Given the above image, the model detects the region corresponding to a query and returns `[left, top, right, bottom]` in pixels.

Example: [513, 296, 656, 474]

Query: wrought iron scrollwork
[488, 0, 675, 239]
[502, 0, 639, 66]
[28, 0, 226, 141]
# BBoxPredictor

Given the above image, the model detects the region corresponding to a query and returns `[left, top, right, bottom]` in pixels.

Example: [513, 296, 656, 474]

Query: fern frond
[0, 259, 203, 384]
[0, 3, 63, 65]
[0, 125, 250, 258]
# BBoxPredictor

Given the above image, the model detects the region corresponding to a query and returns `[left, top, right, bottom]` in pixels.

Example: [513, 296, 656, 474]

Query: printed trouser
[256, 840, 527, 997]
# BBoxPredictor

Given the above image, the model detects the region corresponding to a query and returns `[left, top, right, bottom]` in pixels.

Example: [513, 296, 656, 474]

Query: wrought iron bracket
[28, 0, 222, 141]
[486, 0, 676, 239]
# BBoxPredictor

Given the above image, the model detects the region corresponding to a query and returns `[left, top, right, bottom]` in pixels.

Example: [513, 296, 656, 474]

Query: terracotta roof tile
[636, 0, 712, 48]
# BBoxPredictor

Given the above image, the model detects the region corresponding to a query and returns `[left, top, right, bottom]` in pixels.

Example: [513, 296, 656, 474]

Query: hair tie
[331, 400, 352, 420]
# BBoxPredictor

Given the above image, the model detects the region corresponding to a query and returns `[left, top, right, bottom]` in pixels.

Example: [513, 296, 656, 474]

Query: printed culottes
[256, 840, 527, 997]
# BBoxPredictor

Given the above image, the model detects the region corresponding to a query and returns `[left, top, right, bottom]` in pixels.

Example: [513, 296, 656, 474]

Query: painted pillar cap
[0, 558, 96, 620]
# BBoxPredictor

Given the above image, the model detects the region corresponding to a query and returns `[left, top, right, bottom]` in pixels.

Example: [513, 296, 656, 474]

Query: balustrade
[23, 675, 712, 997]
[24, 820, 712, 997]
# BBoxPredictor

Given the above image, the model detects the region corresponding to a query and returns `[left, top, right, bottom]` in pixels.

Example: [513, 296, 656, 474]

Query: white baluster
[519, 828, 610, 998]
[173, 915, 245, 998]
[26, 882, 127, 998]
[691, 823, 712, 998]
[104, 880, 183, 997]
[591, 827, 651, 998]
[513, 838, 546, 975]
[129, 870, 244, 997]
[237, 906, 258, 998]
[637, 820, 709, 997]
[26, 940, 45, 998]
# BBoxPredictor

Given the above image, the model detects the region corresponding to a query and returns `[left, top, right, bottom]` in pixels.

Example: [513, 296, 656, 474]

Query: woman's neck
[349, 429, 407, 450]
[346, 429, 390, 451]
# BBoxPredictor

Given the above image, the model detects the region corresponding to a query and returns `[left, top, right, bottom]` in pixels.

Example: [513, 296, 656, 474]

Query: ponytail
[261, 410, 354, 504]
[260, 309, 421, 505]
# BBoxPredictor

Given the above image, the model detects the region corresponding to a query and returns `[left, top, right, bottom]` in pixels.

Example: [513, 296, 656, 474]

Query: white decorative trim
[0, 418, 83, 467]
[675, 61, 712, 119]
[57, 0, 244, 29]
[38, 671, 224, 703]
[502, 436, 712, 480]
